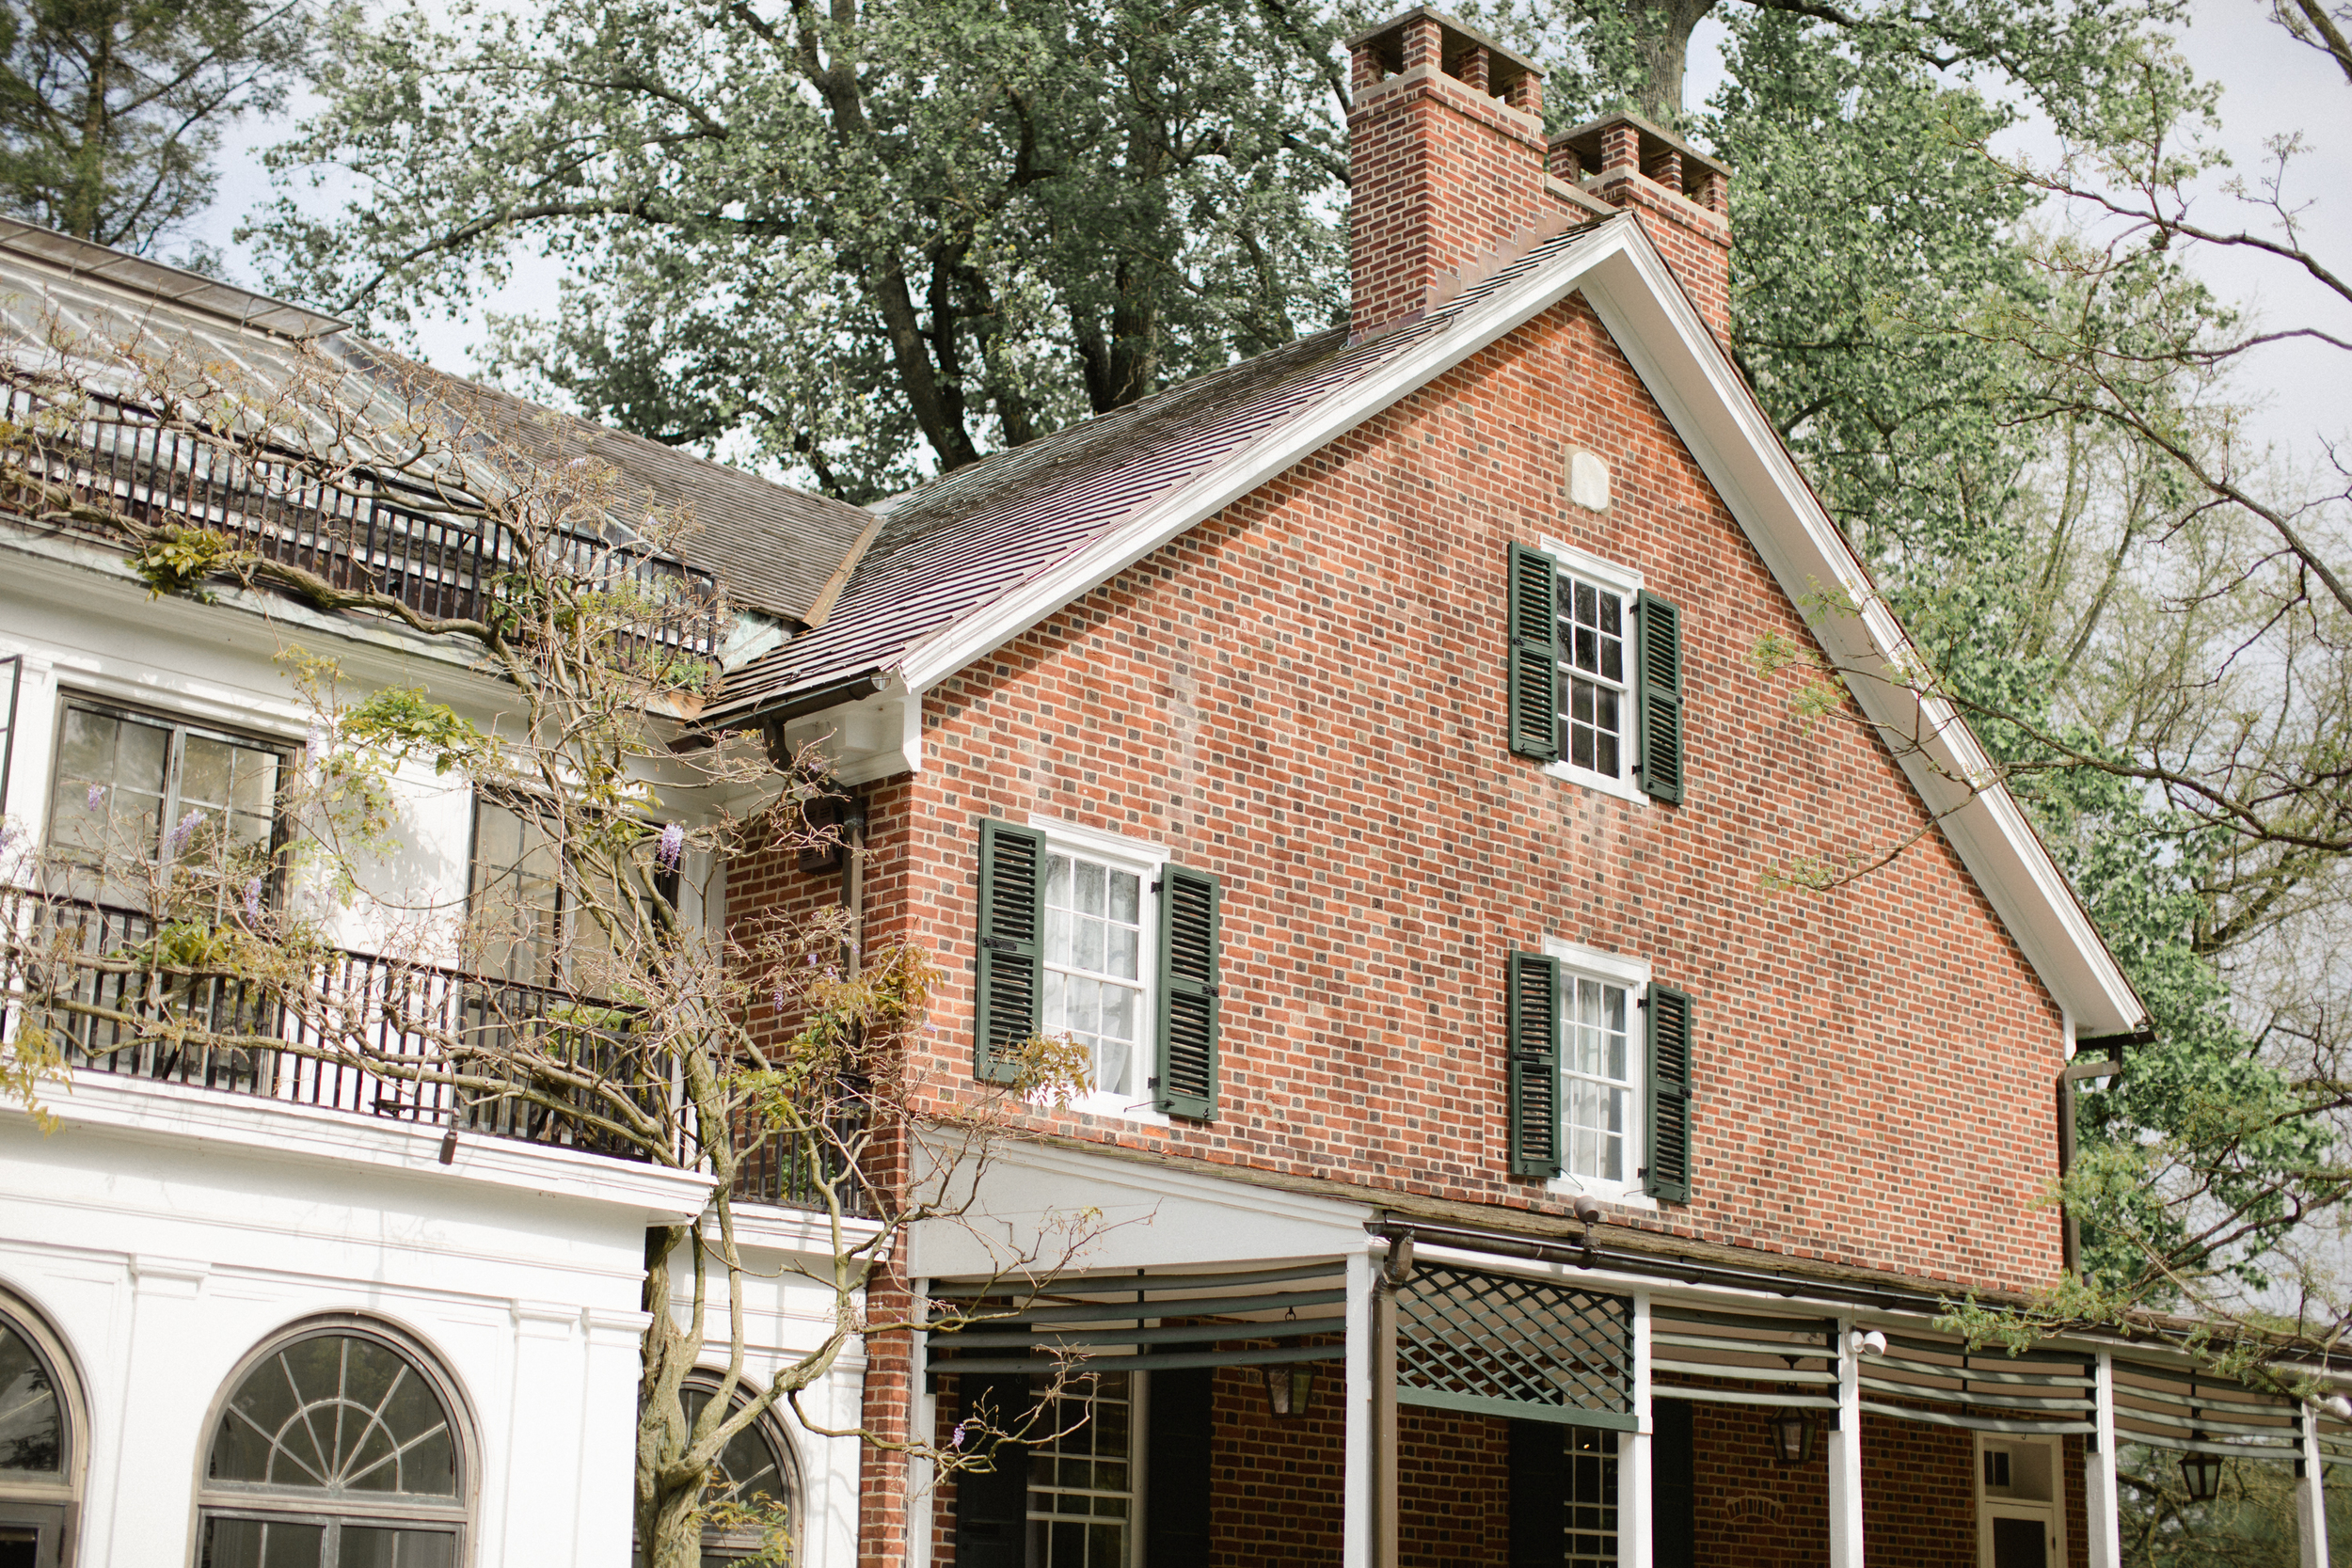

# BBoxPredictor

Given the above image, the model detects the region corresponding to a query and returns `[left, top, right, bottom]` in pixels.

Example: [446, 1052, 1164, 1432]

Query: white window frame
[1541, 937, 1655, 1208]
[1974, 1431, 2067, 1567]
[1026, 814, 1168, 1125]
[1536, 539, 1649, 808]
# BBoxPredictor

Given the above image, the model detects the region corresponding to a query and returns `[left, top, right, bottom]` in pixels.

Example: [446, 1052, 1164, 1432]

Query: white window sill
[1546, 1176, 1658, 1212]
[1040, 1088, 1171, 1128]
[1542, 760, 1651, 808]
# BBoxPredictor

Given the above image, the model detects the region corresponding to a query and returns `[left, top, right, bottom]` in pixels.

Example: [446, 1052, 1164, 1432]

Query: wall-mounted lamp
[1263, 1363, 1318, 1419]
[1849, 1329, 1887, 1357]
[1772, 1410, 1816, 1465]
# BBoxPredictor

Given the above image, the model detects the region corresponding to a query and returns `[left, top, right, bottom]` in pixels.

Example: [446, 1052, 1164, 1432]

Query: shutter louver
[1505, 951, 1562, 1178]
[1507, 544, 1561, 761]
[1634, 591, 1686, 803]
[1645, 984, 1694, 1202]
[1154, 864, 1221, 1120]
[974, 819, 1046, 1086]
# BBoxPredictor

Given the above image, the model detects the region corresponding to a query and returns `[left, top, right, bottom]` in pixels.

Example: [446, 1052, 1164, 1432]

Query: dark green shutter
[953, 1374, 1030, 1568]
[1653, 1398, 1697, 1568]
[974, 819, 1046, 1085]
[1155, 864, 1221, 1120]
[1506, 951, 1562, 1178]
[1645, 984, 1694, 1202]
[1144, 1365, 1214, 1568]
[1507, 544, 1561, 761]
[1634, 591, 1686, 803]
[1507, 1419, 1567, 1568]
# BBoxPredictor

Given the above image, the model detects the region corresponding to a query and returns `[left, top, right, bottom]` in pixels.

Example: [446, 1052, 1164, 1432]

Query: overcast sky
[191, 0, 2350, 465]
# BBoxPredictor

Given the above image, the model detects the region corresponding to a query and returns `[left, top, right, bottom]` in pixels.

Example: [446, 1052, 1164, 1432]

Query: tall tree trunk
[1622, 0, 1718, 126]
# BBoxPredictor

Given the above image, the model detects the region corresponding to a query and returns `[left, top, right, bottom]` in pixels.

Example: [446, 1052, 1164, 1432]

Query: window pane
[0, 1322, 61, 1472]
[469, 800, 562, 983]
[48, 705, 169, 862]
[1564, 980, 1634, 1180]
[200, 1518, 326, 1568]
[340, 1527, 455, 1568]
[1108, 870, 1138, 926]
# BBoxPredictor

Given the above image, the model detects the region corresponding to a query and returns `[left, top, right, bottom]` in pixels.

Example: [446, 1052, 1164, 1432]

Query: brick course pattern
[796, 290, 2072, 1295]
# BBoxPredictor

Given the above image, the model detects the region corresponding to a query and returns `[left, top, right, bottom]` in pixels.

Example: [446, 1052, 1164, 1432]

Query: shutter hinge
[979, 935, 1019, 953]
[1147, 1076, 1160, 1088]
[1151, 879, 1163, 893]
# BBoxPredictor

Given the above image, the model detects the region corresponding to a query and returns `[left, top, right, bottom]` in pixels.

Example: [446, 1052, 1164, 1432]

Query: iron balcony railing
[0, 383, 723, 657]
[3, 896, 867, 1215]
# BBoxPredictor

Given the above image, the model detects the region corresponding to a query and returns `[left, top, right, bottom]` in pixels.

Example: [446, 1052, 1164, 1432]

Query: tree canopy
[0, 0, 310, 261]
[249, 0, 1352, 501]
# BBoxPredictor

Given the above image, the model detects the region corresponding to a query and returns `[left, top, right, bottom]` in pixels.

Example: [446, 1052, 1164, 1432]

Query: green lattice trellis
[1395, 1264, 1634, 1430]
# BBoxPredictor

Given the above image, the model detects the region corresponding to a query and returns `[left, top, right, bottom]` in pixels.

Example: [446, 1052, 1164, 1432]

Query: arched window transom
[200, 1326, 469, 1568]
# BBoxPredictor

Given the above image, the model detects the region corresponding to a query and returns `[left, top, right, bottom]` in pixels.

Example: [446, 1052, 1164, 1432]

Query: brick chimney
[1345, 8, 1733, 345]
[1549, 112, 1732, 342]
[1345, 8, 1556, 340]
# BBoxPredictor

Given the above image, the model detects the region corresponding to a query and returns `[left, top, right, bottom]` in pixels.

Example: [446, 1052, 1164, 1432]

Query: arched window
[198, 1323, 471, 1568]
[680, 1377, 800, 1565]
[0, 1289, 83, 1568]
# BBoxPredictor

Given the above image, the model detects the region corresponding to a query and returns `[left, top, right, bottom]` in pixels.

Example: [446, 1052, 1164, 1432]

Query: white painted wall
[0, 536, 873, 1568]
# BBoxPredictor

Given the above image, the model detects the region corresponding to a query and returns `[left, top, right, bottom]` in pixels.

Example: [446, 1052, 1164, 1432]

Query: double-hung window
[1504, 941, 1695, 1205]
[1560, 968, 1635, 1185]
[1558, 570, 1629, 782]
[1505, 541, 1686, 804]
[44, 696, 286, 911]
[1041, 848, 1150, 1103]
[973, 816, 1224, 1121]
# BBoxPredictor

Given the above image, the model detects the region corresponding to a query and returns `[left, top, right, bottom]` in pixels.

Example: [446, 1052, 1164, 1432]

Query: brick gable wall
[735, 291, 2070, 1298]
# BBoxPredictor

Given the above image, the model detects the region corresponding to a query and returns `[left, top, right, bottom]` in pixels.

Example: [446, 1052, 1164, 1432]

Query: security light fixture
[1772, 1410, 1815, 1465]
[1263, 1363, 1317, 1419]
[2180, 1440, 2223, 1502]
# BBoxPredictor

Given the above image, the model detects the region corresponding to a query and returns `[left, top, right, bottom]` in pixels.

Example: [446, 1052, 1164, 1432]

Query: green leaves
[249, 0, 1349, 499]
[342, 687, 500, 776]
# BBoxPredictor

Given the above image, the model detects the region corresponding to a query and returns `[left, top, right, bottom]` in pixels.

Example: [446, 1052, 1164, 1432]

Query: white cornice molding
[888, 212, 2144, 1035]
[10, 1070, 715, 1223]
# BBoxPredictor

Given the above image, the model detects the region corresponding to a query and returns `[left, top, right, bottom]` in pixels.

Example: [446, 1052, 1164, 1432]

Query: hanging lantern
[1772, 1410, 1816, 1465]
[2179, 1438, 2224, 1502]
[1263, 1363, 1317, 1418]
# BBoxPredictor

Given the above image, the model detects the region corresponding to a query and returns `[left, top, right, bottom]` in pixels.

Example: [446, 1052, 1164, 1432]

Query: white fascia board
[16, 1070, 716, 1224]
[1574, 242, 2144, 1034]
[896, 223, 1638, 695]
[888, 214, 2143, 1035]
[724, 1201, 885, 1258]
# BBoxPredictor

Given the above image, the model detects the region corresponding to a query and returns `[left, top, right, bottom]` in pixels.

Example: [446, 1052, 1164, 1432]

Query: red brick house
[707, 8, 2337, 1567]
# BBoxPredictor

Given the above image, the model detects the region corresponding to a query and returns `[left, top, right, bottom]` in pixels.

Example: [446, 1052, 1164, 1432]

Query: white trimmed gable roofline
[893, 212, 2149, 1037]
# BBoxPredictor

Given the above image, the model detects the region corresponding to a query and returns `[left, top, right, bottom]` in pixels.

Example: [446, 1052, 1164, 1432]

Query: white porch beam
[2086, 1352, 2122, 1568]
[2300, 1405, 2331, 1568]
[1828, 1317, 1865, 1567]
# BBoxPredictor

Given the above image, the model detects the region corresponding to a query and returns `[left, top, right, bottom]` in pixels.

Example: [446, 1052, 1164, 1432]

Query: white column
[910, 1279, 936, 1568]
[1344, 1247, 1374, 1568]
[2086, 1353, 2122, 1568]
[1828, 1317, 1865, 1568]
[2299, 1405, 2331, 1568]
[1623, 1292, 1653, 1568]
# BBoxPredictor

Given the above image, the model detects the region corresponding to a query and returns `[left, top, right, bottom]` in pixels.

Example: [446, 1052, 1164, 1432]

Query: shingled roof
[0, 219, 878, 626]
[699, 226, 1606, 727]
